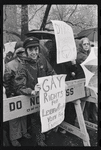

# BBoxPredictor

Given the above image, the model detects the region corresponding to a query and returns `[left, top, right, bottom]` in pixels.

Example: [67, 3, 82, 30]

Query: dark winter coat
[4, 53, 55, 97]
[75, 41, 91, 79]
[4, 54, 24, 97]
[76, 43, 90, 64]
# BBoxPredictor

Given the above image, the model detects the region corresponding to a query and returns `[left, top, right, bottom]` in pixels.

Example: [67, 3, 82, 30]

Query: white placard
[51, 20, 77, 64]
[4, 42, 16, 58]
[38, 75, 66, 133]
[81, 47, 98, 93]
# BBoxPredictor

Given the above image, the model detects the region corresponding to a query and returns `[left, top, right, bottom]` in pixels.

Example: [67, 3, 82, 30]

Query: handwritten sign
[38, 75, 66, 133]
[51, 20, 77, 64]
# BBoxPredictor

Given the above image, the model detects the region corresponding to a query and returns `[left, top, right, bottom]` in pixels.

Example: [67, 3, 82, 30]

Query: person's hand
[31, 90, 36, 96]
[71, 72, 75, 77]
[35, 83, 41, 92]
[71, 60, 76, 65]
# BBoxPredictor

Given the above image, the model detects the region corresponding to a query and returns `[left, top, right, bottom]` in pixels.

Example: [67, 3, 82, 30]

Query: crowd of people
[3, 36, 97, 146]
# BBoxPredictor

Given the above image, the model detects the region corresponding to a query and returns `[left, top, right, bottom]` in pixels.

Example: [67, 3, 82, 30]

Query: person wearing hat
[4, 41, 31, 146]
[12, 37, 56, 146]
[13, 41, 26, 58]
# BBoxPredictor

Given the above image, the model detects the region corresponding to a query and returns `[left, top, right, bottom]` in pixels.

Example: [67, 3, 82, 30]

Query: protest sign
[81, 47, 98, 93]
[38, 74, 66, 133]
[51, 20, 77, 64]
[3, 78, 87, 122]
[4, 42, 16, 56]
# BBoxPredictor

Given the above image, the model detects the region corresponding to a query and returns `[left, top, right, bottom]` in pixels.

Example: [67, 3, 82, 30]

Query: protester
[10, 37, 56, 146]
[13, 41, 26, 58]
[76, 37, 91, 64]
[48, 39, 82, 134]
[4, 41, 31, 146]
[76, 37, 97, 123]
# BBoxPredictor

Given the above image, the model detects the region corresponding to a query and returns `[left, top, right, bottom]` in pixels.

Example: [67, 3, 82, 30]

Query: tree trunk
[21, 5, 28, 41]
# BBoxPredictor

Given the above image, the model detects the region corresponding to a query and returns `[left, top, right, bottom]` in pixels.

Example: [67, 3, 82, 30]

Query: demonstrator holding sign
[12, 37, 56, 146]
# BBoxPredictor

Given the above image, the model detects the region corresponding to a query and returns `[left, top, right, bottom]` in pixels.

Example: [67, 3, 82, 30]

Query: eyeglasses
[83, 43, 90, 46]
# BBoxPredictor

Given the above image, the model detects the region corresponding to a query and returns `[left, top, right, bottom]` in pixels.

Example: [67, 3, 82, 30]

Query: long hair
[79, 37, 91, 49]
[78, 37, 91, 56]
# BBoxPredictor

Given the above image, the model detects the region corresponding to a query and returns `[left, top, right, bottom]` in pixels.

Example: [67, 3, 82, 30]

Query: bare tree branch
[73, 21, 92, 28]
[62, 6, 73, 19]
[64, 20, 83, 28]
[3, 30, 21, 39]
[40, 5, 52, 30]
[46, 20, 83, 29]
[29, 5, 45, 22]
[56, 5, 62, 20]
[67, 5, 78, 21]
[15, 5, 45, 27]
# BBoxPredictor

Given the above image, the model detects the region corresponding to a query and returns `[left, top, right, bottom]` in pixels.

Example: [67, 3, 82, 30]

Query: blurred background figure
[47, 38, 85, 134]
[77, 37, 91, 64]
[13, 41, 26, 58]
[3, 41, 31, 146]
[76, 37, 97, 124]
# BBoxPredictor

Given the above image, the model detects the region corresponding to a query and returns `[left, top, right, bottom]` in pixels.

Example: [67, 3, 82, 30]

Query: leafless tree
[3, 4, 97, 43]
[40, 5, 52, 30]
[21, 5, 28, 41]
